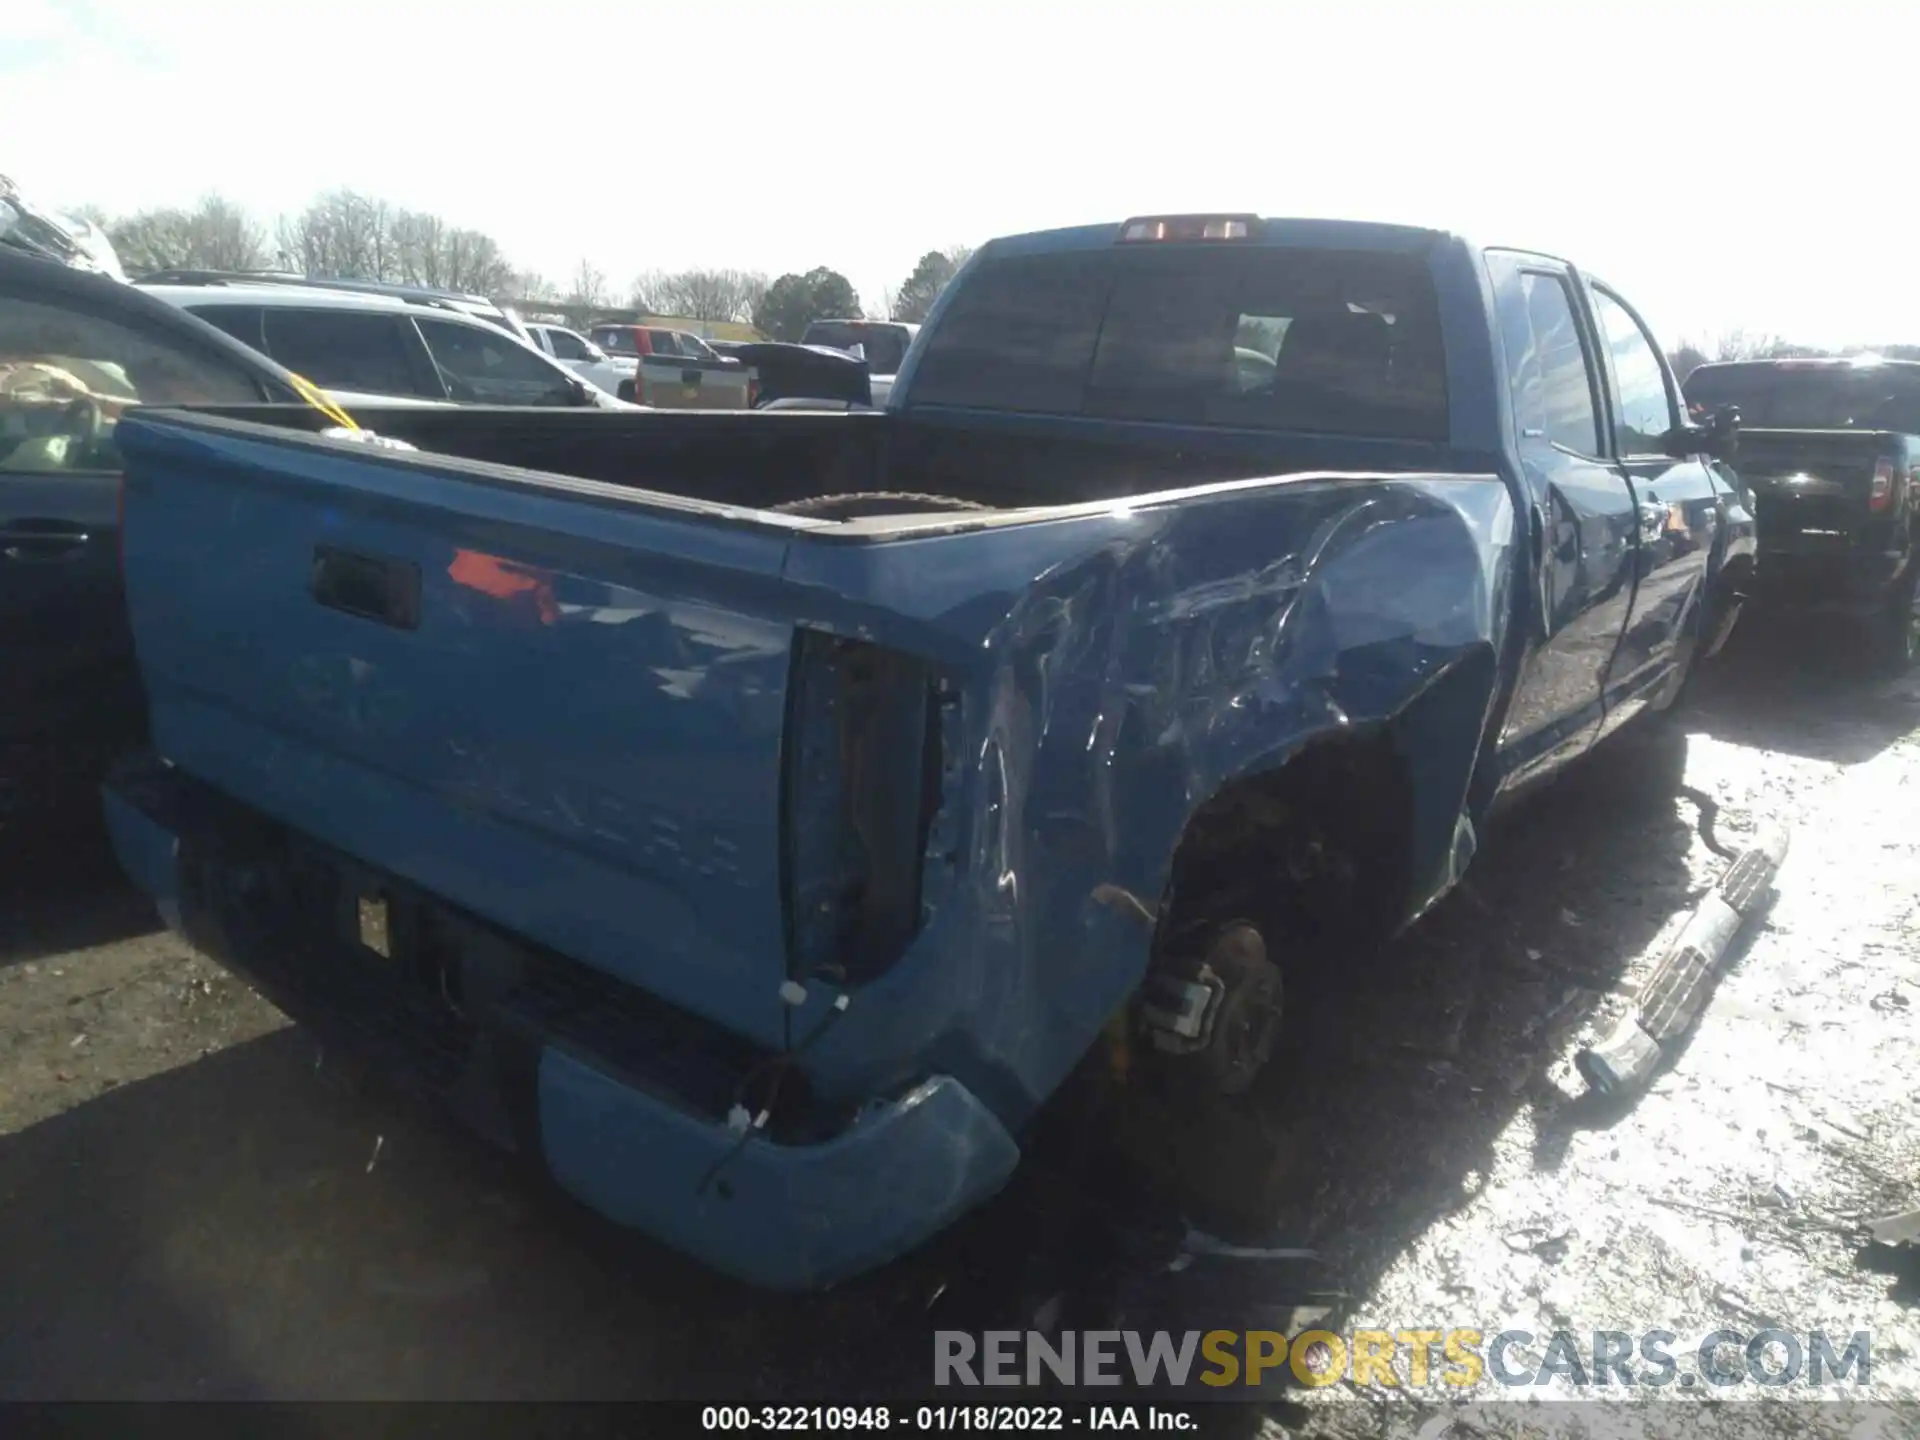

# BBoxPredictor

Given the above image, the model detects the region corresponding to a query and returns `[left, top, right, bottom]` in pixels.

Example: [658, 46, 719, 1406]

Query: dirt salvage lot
[2, 627, 1917, 1425]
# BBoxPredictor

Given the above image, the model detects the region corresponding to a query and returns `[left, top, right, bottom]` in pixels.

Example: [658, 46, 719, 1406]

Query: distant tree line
[77, 190, 977, 343]
[77, 194, 1920, 361]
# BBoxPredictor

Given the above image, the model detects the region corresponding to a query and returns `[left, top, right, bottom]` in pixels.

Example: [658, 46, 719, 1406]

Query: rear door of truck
[1482, 251, 1639, 777]
[1582, 280, 1719, 725]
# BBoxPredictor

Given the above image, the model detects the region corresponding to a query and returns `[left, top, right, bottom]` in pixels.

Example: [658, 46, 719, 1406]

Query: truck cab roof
[980, 214, 1457, 258]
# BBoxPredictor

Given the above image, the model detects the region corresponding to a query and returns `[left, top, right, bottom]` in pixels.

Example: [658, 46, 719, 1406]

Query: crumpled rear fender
[786, 472, 1517, 1122]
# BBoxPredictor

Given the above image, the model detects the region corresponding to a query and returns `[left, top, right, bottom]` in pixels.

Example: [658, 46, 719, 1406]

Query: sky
[4, 0, 1911, 349]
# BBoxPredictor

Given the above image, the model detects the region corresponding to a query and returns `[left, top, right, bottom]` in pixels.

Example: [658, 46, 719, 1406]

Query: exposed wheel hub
[1139, 921, 1284, 1096]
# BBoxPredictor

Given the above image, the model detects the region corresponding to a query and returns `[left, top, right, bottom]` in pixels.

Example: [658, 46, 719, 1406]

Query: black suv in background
[1684, 358, 1920, 670]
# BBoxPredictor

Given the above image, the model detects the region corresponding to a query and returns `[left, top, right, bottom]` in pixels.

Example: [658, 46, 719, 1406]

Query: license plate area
[357, 892, 392, 957]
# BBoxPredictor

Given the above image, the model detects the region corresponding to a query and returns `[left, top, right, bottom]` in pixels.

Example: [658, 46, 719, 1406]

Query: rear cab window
[906, 243, 1448, 439]
[591, 327, 638, 355]
[1685, 362, 1920, 431]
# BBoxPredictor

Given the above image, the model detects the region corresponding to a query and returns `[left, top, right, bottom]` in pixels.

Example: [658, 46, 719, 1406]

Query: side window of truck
[1590, 287, 1677, 457]
[0, 293, 264, 475]
[545, 328, 589, 361]
[1503, 273, 1603, 456]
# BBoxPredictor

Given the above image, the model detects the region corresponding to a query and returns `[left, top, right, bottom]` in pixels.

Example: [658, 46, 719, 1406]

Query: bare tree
[1713, 328, 1776, 363]
[566, 259, 609, 311]
[509, 270, 559, 304]
[104, 193, 268, 275]
[390, 209, 449, 287]
[106, 211, 193, 274]
[627, 268, 767, 321]
[438, 229, 515, 295]
[1667, 341, 1709, 381]
[1711, 328, 1828, 363]
[264, 191, 514, 294]
[275, 188, 395, 281]
[191, 195, 269, 270]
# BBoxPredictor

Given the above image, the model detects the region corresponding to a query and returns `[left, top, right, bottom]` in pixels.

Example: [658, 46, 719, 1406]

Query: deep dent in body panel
[790, 473, 1515, 1126]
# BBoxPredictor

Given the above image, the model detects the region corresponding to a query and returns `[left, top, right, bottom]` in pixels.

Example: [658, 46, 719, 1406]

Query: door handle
[311, 545, 421, 630]
[0, 523, 91, 560]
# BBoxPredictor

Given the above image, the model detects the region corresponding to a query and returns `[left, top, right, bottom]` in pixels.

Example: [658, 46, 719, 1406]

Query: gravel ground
[0, 624, 1915, 1434]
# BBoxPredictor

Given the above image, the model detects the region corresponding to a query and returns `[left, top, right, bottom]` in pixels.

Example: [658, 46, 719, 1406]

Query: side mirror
[1704, 404, 1740, 460]
[1663, 404, 1740, 462]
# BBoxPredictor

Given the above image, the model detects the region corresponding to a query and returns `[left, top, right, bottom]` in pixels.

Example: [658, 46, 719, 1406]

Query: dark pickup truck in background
[799, 319, 919, 406]
[1683, 357, 1920, 669]
[100, 214, 1751, 1289]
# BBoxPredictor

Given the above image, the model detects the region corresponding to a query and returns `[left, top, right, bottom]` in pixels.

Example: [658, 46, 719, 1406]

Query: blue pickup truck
[101, 214, 1752, 1290]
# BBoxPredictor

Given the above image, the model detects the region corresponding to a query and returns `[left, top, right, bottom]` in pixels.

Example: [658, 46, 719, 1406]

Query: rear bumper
[1749, 547, 1907, 616]
[101, 762, 1019, 1292]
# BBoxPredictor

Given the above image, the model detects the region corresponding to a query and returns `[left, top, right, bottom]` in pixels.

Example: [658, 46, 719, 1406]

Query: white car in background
[523, 323, 637, 397]
[140, 284, 636, 409]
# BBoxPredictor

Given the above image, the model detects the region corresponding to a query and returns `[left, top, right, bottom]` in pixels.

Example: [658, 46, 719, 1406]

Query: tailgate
[113, 414, 889, 1047]
[1736, 429, 1892, 550]
[638, 357, 750, 410]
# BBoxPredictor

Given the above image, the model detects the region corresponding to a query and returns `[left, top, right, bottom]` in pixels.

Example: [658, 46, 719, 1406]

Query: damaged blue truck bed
[103, 215, 1754, 1289]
